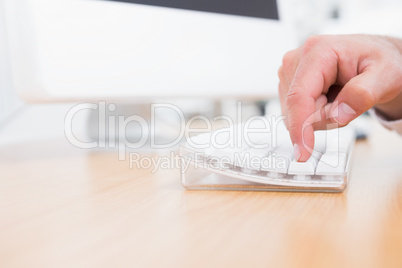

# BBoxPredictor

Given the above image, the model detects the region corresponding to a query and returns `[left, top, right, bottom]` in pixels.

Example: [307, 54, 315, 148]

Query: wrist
[374, 89, 402, 121]
[373, 36, 402, 121]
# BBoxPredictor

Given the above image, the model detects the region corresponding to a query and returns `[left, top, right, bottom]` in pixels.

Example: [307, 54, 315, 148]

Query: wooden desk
[0, 120, 401, 268]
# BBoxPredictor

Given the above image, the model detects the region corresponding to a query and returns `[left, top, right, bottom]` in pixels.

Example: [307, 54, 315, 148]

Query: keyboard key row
[186, 122, 355, 177]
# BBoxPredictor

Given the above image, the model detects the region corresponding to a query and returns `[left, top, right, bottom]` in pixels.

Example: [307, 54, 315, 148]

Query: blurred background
[1, 0, 402, 148]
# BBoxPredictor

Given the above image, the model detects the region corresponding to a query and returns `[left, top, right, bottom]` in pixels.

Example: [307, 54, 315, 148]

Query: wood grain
[0, 119, 401, 268]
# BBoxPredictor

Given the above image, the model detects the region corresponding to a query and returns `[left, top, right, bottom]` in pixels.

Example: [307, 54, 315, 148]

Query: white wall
[322, 0, 402, 38]
[0, 0, 22, 126]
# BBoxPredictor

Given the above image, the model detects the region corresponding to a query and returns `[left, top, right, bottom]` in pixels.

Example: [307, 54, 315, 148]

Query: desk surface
[1, 120, 402, 268]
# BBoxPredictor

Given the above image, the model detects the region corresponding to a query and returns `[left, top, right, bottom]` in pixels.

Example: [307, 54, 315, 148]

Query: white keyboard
[180, 116, 356, 192]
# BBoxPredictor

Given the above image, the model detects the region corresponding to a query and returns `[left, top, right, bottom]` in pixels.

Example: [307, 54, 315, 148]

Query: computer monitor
[2, 0, 296, 102]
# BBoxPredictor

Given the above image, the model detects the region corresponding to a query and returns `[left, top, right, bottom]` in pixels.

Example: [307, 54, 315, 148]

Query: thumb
[329, 72, 377, 125]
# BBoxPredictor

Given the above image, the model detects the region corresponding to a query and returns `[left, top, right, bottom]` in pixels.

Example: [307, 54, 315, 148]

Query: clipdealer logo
[64, 101, 285, 157]
[64, 101, 342, 171]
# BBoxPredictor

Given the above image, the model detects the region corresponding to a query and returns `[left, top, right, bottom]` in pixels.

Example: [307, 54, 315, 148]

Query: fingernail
[332, 103, 356, 125]
[294, 143, 301, 162]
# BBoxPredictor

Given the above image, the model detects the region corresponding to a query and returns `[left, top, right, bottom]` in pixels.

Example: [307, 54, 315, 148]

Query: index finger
[286, 37, 339, 162]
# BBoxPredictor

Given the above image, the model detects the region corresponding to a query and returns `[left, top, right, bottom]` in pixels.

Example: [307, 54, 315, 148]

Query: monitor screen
[107, 0, 279, 20]
[3, 0, 295, 102]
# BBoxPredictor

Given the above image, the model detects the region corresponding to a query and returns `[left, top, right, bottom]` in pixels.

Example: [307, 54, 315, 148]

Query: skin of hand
[278, 34, 402, 162]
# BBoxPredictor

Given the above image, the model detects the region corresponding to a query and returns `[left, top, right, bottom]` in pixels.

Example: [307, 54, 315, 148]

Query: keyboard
[180, 116, 356, 192]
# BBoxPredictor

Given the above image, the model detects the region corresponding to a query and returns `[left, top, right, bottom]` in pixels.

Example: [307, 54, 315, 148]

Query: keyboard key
[213, 148, 237, 164]
[316, 152, 347, 175]
[313, 131, 327, 153]
[325, 128, 354, 153]
[288, 151, 322, 175]
[267, 145, 293, 173]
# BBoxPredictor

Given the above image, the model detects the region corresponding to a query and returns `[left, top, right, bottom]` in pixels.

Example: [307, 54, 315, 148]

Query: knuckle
[302, 35, 325, 54]
[277, 65, 285, 80]
[278, 82, 288, 100]
[278, 82, 284, 93]
[277, 82, 282, 95]
[281, 50, 296, 70]
[286, 88, 304, 107]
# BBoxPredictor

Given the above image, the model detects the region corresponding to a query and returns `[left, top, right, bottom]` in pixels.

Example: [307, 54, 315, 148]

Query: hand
[278, 34, 402, 162]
